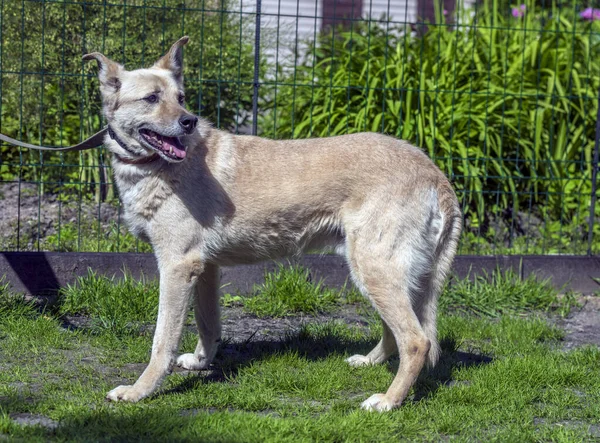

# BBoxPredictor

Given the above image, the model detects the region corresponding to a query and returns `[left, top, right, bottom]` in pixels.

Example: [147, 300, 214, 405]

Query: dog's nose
[179, 115, 198, 134]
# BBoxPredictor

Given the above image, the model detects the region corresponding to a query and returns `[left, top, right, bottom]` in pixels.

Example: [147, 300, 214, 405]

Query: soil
[0, 182, 119, 250]
[559, 295, 600, 350]
[215, 299, 600, 351]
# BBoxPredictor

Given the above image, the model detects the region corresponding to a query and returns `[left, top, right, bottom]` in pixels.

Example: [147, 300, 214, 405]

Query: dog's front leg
[177, 263, 221, 371]
[107, 258, 203, 402]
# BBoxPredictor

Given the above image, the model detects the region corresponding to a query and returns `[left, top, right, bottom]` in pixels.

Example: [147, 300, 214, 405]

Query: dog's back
[193, 130, 461, 267]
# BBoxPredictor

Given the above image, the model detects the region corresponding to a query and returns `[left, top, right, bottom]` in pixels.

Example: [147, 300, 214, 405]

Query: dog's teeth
[169, 146, 173, 155]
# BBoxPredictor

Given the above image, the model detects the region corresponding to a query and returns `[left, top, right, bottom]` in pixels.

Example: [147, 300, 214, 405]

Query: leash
[0, 127, 108, 152]
[0, 126, 160, 165]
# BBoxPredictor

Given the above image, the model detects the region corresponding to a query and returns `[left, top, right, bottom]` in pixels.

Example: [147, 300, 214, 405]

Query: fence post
[251, 0, 262, 136]
[587, 86, 600, 256]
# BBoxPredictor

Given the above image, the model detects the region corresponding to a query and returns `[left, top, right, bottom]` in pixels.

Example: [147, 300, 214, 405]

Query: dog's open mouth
[139, 129, 186, 160]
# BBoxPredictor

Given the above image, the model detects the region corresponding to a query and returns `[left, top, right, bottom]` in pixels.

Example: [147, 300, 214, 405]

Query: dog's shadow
[162, 331, 492, 402]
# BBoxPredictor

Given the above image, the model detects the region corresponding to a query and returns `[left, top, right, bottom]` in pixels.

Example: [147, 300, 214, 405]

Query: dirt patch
[533, 418, 600, 437]
[219, 305, 371, 344]
[560, 296, 600, 350]
[0, 182, 120, 250]
[52, 296, 600, 353]
[9, 413, 58, 430]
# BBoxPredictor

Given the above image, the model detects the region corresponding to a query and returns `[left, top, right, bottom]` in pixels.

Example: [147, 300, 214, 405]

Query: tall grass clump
[244, 264, 344, 317]
[0, 277, 38, 319]
[59, 270, 159, 335]
[260, 0, 600, 247]
[440, 268, 576, 317]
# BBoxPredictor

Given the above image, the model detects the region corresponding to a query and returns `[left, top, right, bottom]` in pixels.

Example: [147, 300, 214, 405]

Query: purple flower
[580, 7, 600, 20]
[443, 9, 448, 16]
[512, 4, 526, 18]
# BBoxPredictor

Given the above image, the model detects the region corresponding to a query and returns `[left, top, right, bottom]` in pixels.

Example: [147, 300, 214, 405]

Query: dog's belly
[202, 221, 345, 266]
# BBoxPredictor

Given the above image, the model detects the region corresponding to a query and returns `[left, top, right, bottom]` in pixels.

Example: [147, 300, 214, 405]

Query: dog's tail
[422, 181, 462, 367]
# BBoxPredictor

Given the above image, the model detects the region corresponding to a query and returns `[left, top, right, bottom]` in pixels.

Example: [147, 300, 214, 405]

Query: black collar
[107, 126, 160, 165]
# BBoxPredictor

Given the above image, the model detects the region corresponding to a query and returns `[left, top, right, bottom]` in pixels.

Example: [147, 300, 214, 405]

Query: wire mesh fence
[0, 0, 598, 255]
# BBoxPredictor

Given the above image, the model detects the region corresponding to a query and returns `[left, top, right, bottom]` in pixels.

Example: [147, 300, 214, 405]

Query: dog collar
[108, 126, 160, 165]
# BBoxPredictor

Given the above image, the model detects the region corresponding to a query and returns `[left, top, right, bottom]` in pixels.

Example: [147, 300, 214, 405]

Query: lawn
[0, 267, 599, 442]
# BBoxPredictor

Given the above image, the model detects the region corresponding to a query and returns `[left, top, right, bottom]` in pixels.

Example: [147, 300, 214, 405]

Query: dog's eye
[178, 94, 185, 105]
[144, 94, 159, 104]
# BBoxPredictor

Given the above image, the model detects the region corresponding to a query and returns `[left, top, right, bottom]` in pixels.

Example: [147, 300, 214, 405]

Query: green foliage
[244, 264, 345, 317]
[0, 0, 258, 199]
[260, 0, 600, 229]
[42, 221, 152, 253]
[0, 277, 38, 319]
[59, 270, 159, 335]
[459, 214, 600, 254]
[441, 268, 577, 317]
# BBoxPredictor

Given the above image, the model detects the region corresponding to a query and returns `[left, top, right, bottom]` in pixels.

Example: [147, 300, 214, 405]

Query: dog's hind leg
[346, 319, 396, 367]
[106, 256, 204, 402]
[177, 263, 221, 370]
[343, 193, 443, 412]
[348, 244, 432, 413]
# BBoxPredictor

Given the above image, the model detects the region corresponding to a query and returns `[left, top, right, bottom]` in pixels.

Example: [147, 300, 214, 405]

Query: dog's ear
[82, 52, 123, 94]
[154, 36, 189, 83]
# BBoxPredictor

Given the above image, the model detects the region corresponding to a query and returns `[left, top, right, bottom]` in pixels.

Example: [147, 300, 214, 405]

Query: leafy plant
[260, 0, 600, 234]
[42, 221, 152, 253]
[441, 268, 577, 317]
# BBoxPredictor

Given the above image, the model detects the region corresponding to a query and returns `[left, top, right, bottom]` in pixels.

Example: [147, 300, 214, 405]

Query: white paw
[176, 353, 210, 370]
[346, 354, 373, 367]
[360, 393, 395, 412]
[106, 385, 146, 403]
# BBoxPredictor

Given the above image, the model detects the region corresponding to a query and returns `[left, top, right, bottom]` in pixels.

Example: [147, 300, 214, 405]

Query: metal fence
[0, 0, 598, 255]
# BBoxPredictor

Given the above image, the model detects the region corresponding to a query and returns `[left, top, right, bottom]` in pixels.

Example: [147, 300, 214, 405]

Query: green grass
[58, 270, 159, 336]
[222, 265, 574, 319]
[441, 269, 578, 318]
[0, 268, 598, 442]
[227, 264, 357, 317]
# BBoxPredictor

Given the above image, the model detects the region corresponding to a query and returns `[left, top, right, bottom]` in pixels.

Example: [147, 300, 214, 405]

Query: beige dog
[83, 36, 461, 412]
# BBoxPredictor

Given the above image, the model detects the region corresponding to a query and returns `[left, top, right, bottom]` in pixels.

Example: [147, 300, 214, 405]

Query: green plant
[59, 270, 159, 335]
[0, 277, 37, 319]
[459, 213, 600, 254]
[260, 0, 600, 232]
[244, 264, 345, 317]
[1, 270, 599, 441]
[41, 221, 152, 253]
[440, 268, 575, 316]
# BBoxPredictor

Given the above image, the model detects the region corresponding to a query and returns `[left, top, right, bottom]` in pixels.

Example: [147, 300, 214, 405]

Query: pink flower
[443, 9, 448, 16]
[512, 4, 526, 18]
[580, 7, 600, 20]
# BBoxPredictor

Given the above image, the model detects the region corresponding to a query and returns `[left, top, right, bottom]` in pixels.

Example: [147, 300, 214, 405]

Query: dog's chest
[116, 172, 175, 237]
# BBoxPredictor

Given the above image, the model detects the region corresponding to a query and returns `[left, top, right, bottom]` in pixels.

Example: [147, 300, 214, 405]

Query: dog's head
[83, 37, 201, 163]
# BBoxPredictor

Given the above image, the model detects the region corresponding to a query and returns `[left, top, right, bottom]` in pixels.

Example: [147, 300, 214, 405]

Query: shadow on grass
[413, 338, 493, 402]
[161, 328, 379, 395]
[163, 330, 493, 402]
[0, 334, 493, 441]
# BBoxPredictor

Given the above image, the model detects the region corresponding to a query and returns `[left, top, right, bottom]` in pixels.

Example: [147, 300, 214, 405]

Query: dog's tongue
[162, 136, 186, 159]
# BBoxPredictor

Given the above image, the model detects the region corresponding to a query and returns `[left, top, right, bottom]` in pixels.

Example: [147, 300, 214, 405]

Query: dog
[82, 36, 462, 412]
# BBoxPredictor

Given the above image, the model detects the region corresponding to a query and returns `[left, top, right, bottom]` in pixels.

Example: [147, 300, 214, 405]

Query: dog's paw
[106, 385, 146, 403]
[346, 354, 373, 367]
[360, 393, 396, 412]
[176, 353, 211, 371]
